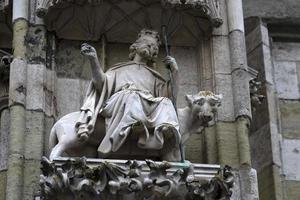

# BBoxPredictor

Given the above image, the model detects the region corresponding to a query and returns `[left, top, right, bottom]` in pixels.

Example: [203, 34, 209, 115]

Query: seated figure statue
[75, 29, 182, 161]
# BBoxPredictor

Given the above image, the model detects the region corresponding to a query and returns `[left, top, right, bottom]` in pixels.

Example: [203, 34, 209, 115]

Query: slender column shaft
[6, 1, 29, 199]
[226, 0, 252, 166]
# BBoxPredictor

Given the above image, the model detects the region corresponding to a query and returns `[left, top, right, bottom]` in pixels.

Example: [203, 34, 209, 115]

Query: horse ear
[185, 95, 194, 107]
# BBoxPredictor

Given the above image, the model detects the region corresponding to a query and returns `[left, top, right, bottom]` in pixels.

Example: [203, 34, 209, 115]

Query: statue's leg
[49, 143, 65, 161]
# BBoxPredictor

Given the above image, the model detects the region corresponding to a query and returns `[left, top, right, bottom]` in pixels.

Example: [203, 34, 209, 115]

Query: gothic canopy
[36, 0, 223, 46]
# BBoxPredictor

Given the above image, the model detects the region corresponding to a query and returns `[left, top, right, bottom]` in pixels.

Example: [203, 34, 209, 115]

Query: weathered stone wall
[243, 0, 300, 20]
[245, 17, 300, 200]
[0, 108, 9, 200]
[272, 42, 300, 200]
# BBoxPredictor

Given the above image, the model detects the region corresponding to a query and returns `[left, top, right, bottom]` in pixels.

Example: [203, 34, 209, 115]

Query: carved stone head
[129, 29, 161, 64]
[186, 91, 222, 126]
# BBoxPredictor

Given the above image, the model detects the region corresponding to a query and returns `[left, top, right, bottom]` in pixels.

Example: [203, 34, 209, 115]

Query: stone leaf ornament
[39, 157, 233, 200]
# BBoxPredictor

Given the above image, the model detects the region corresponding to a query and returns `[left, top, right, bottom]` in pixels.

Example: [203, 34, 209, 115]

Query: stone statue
[48, 29, 222, 162]
[48, 91, 222, 161]
[57, 29, 182, 161]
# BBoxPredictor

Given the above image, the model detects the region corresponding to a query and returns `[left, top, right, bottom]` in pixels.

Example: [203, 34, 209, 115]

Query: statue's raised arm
[81, 43, 105, 92]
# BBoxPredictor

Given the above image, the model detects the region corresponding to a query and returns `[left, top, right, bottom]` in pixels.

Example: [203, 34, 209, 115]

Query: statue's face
[135, 35, 159, 61]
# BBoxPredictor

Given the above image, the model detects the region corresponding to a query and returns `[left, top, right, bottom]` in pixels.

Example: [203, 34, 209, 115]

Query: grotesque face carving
[186, 91, 222, 126]
[129, 29, 160, 64]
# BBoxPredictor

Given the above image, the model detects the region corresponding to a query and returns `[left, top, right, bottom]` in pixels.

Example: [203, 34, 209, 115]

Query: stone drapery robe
[75, 61, 180, 157]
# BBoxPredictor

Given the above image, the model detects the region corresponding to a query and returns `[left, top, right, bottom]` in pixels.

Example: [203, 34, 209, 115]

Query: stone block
[232, 69, 252, 118]
[55, 40, 92, 79]
[12, 20, 27, 58]
[239, 168, 259, 200]
[24, 111, 44, 160]
[269, 122, 283, 167]
[0, 109, 10, 171]
[256, 165, 276, 200]
[216, 122, 239, 167]
[44, 69, 56, 117]
[272, 42, 300, 62]
[204, 126, 218, 164]
[282, 139, 300, 181]
[243, 0, 300, 19]
[23, 159, 41, 200]
[212, 0, 229, 36]
[212, 36, 231, 74]
[285, 180, 300, 200]
[273, 61, 299, 99]
[9, 58, 27, 106]
[185, 133, 204, 163]
[170, 46, 201, 108]
[8, 105, 26, 155]
[297, 62, 300, 93]
[249, 124, 273, 170]
[5, 153, 24, 200]
[261, 44, 274, 85]
[176, 83, 199, 108]
[0, 170, 7, 200]
[230, 170, 241, 200]
[106, 43, 132, 69]
[229, 31, 247, 71]
[226, 0, 244, 33]
[26, 64, 46, 111]
[26, 26, 46, 64]
[43, 116, 55, 157]
[214, 74, 235, 121]
[245, 23, 270, 54]
[279, 101, 300, 139]
[56, 78, 82, 118]
[171, 47, 199, 85]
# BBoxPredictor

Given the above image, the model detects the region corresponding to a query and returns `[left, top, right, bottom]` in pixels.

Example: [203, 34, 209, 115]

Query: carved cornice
[39, 157, 233, 200]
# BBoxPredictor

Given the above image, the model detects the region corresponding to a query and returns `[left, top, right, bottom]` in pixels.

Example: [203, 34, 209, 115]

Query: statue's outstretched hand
[81, 43, 98, 59]
[163, 56, 178, 72]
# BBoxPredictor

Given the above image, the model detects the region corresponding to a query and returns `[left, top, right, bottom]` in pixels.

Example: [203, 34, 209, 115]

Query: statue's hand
[163, 56, 178, 72]
[81, 43, 97, 59]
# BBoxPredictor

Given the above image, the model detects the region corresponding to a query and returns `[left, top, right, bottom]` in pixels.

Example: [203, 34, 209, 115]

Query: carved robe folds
[76, 61, 181, 160]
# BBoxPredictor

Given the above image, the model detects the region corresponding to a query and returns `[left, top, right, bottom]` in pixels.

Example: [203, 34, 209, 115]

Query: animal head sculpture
[185, 91, 222, 126]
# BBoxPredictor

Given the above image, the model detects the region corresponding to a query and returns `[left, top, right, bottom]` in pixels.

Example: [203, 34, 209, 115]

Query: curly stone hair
[129, 29, 161, 65]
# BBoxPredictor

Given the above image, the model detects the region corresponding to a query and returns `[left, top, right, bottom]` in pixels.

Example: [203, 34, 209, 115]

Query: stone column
[226, 0, 252, 167]
[22, 1, 55, 199]
[5, 0, 29, 199]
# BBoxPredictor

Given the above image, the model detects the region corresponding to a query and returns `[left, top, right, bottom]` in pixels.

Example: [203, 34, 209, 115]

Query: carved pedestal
[39, 157, 234, 200]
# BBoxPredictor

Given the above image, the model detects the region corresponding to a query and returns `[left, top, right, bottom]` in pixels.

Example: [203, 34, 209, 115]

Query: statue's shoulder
[106, 61, 135, 72]
[106, 61, 166, 82]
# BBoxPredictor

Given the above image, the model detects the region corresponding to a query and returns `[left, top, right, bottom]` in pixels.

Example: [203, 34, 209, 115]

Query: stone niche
[36, 0, 236, 199]
[46, 0, 222, 163]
